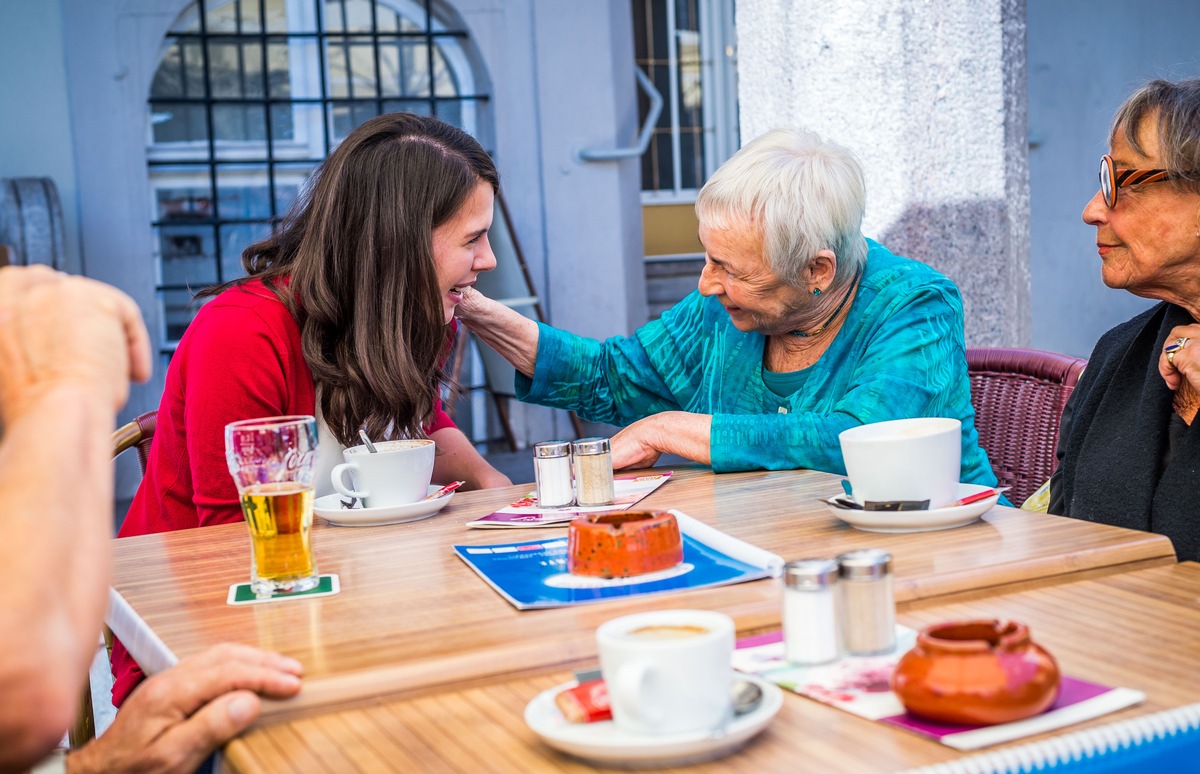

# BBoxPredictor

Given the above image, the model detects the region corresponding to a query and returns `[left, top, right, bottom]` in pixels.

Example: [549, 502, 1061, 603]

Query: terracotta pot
[891, 619, 1060, 726]
[567, 510, 683, 578]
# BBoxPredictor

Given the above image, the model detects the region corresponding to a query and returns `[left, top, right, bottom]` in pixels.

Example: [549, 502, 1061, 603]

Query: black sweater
[1050, 301, 1200, 562]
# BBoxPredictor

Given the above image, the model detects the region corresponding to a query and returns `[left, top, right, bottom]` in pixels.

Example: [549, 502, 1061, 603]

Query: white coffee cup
[330, 439, 435, 508]
[596, 609, 734, 736]
[838, 417, 962, 509]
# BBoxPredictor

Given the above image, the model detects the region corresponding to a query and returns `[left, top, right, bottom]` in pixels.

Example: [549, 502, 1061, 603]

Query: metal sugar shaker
[571, 436, 614, 506]
[835, 548, 896, 655]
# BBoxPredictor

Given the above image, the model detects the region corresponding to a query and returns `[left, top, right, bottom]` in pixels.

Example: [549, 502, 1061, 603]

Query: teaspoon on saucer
[711, 678, 765, 739]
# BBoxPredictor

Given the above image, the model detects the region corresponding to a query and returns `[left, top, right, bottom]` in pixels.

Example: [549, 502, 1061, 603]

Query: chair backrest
[74, 410, 159, 748]
[112, 410, 157, 474]
[966, 347, 1087, 506]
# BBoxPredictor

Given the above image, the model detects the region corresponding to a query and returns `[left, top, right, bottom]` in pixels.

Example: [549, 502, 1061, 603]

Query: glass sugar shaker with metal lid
[782, 558, 842, 665]
[572, 436, 614, 506]
[835, 548, 896, 655]
[532, 440, 574, 508]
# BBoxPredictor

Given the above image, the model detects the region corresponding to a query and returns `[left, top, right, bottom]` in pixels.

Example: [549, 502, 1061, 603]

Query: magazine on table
[465, 471, 674, 528]
[732, 629, 1145, 751]
[453, 509, 783, 609]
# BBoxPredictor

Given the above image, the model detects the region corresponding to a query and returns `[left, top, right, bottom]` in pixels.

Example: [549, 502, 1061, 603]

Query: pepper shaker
[782, 558, 841, 665]
[533, 440, 574, 507]
[572, 437, 614, 506]
[835, 548, 896, 655]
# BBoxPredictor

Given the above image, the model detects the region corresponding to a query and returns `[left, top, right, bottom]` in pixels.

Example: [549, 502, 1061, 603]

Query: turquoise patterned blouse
[516, 239, 997, 486]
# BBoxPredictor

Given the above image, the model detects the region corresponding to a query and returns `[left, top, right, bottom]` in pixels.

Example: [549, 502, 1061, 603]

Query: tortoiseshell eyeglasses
[1099, 154, 1174, 208]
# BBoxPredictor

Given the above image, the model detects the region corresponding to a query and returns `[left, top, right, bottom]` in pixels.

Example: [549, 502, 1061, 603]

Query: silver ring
[1165, 336, 1190, 368]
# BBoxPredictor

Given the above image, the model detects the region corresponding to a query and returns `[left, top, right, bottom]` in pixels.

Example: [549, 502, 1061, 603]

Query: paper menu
[453, 510, 783, 609]
[733, 629, 1144, 751]
[465, 472, 673, 528]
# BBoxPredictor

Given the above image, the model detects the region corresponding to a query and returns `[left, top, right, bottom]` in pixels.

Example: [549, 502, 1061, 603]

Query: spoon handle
[359, 429, 378, 453]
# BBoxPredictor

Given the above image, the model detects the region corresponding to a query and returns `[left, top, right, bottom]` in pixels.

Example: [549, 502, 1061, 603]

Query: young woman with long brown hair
[113, 112, 510, 706]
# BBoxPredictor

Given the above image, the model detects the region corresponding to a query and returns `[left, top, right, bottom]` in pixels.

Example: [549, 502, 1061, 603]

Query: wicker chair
[966, 348, 1087, 506]
[112, 410, 158, 475]
[70, 410, 159, 748]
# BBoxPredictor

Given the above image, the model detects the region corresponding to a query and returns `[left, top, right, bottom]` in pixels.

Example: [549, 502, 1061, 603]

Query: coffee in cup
[627, 625, 709, 640]
[838, 417, 961, 509]
[330, 438, 435, 508]
[596, 609, 734, 735]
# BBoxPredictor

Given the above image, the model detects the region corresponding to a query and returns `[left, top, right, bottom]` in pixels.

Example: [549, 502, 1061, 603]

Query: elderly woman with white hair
[458, 128, 996, 484]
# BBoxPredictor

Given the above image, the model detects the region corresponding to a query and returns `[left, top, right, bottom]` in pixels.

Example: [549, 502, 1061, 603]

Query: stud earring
[812, 287, 822, 297]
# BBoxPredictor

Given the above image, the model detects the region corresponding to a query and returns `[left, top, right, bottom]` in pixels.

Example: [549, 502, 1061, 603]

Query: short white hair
[696, 128, 867, 286]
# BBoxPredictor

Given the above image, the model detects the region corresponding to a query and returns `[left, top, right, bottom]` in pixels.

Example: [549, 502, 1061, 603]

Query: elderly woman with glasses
[458, 128, 997, 486]
[1050, 78, 1200, 561]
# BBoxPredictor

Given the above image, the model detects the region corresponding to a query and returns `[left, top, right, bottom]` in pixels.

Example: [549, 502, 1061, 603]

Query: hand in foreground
[0, 266, 151, 422]
[1158, 323, 1200, 392]
[67, 643, 302, 774]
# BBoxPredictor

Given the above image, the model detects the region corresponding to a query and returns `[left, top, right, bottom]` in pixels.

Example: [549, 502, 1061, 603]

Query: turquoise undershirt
[761, 367, 811, 404]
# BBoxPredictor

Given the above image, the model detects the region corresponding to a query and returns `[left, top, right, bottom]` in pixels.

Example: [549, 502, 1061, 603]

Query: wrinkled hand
[0, 266, 151, 423]
[454, 286, 489, 326]
[610, 416, 666, 470]
[1158, 323, 1200, 391]
[68, 644, 302, 774]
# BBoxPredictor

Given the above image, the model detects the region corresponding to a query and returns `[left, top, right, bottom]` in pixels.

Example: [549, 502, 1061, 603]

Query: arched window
[147, 0, 489, 349]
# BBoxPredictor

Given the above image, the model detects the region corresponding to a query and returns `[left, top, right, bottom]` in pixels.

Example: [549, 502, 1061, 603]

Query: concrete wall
[736, 0, 1030, 347]
[1027, 0, 1200, 357]
[0, 0, 81, 273]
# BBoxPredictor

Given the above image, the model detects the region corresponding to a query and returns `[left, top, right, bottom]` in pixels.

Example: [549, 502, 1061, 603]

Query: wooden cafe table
[223, 562, 1200, 773]
[107, 466, 1174, 726]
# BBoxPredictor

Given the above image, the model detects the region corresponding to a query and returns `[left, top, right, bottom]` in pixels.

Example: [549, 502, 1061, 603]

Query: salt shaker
[572, 437, 614, 506]
[533, 440, 574, 507]
[835, 548, 896, 655]
[782, 558, 841, 665]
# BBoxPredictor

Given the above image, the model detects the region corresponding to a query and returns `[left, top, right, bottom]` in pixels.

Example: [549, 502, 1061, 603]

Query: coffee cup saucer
[313, 485, 453, 527]
[524, 673, 782, 768]
[822, 483, 1000, 533]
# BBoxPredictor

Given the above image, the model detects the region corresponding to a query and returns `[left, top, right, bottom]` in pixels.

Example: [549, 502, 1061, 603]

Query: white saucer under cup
[312, 485, 453, 527]
[823, 483, 1000, 533]
[523, 673, 783, 768]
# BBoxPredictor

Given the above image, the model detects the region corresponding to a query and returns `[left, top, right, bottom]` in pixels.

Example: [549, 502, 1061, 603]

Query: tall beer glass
[224, 415, 320, 595]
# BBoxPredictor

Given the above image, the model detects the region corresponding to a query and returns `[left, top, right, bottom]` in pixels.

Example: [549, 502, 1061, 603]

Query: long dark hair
[208, 113, 498, 446]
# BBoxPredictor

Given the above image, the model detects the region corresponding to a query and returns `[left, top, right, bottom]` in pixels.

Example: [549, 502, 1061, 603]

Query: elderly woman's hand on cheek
[1158, 324, 1200, 391]
[610, 411, 714, 471]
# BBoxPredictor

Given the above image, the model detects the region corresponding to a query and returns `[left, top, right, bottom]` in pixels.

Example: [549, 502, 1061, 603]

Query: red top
[112, 278, 456, 705]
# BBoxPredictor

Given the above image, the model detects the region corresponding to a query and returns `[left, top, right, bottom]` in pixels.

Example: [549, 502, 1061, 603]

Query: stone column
[736, 0, 1030, 346]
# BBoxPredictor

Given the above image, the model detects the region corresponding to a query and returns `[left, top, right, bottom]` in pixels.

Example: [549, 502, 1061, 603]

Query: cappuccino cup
[596, 609, 734, 735]
[330, 438, 435, 508]
[839, 417, 962, 509]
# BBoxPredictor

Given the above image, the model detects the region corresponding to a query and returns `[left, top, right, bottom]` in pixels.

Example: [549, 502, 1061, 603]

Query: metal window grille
[632, 0, 738, 202]
[147, 0, 488, 350]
